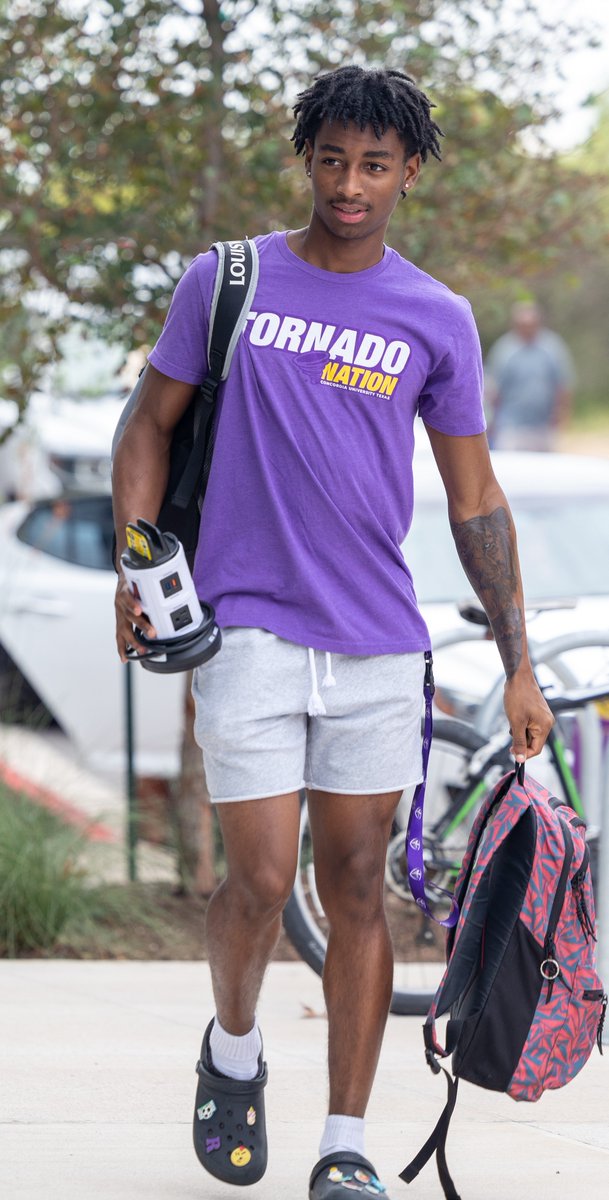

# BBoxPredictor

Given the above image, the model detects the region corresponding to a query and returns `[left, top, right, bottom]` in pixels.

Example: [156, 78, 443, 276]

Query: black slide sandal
[193, 1020, 268, 1186]
[309, 1152, 389, 1197]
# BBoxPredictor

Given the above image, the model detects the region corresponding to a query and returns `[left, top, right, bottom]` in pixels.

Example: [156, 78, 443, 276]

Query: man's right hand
[112, 366, 197, 661]
[115, 572, 157, 663]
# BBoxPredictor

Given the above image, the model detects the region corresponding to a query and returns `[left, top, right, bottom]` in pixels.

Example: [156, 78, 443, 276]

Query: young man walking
[113, 66, 553, 1199]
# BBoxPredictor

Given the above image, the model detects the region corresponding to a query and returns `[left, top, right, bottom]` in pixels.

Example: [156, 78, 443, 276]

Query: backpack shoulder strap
[400, 1067, 461, 1199]
[112, 239, 258, 466]
[207, 239, 259, 383]
[170, 237, 258, 509]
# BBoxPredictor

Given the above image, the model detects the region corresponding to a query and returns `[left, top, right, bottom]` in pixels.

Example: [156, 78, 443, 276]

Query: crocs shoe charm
[197, 1099, 217, 1121]
[230, 1146, 252, 1167]
[205, 1136, 221, 1153]
[355, 1171, 370, 1183]
[246, 1105, 256, 1126]
[329, 1168, 345, 1182]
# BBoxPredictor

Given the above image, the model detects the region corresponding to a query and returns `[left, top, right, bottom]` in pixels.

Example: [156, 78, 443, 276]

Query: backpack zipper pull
[597, 995, 607, 1055]
[572, 874, 597, 942]
[574, 886, 590, 943]
[541, 935, 560, 1002]
[580, 892, 597, 942]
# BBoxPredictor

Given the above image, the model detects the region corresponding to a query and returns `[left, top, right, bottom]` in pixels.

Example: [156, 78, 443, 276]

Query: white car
[407, 447, 609, 835]
[0, 392, 126, 502]
[0, 494, 184, 777]
[0, 450, 607, 780]
[409, 448, 609, 704]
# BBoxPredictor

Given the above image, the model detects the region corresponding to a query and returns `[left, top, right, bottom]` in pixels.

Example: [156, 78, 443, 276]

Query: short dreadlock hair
[291, 65, 443, 163]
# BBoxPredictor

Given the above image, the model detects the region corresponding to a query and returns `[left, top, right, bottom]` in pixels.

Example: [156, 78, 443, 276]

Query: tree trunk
[169, 4, 226, 895]
[197, 0, 225, 240]
[172, 671, 217, 896]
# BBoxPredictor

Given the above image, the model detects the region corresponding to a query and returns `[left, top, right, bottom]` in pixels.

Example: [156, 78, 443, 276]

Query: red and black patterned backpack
[402, 764, 606, 1200]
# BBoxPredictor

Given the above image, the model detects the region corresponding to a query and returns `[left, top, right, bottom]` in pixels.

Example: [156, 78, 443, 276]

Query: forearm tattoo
[450, 506, 524, 678]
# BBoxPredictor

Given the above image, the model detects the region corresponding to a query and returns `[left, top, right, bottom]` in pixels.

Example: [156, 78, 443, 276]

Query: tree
[521, 94, 609, 418]
[1, 0, 603, 405]
[0, 2, 292, 372]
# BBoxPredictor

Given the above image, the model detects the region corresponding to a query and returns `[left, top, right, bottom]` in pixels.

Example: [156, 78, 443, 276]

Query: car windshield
[404, 497, 609, 603]
[17, 497, 115, 570]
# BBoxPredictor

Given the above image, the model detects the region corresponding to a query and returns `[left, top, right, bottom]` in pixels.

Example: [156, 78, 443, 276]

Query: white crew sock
[208, 1015, 262, 1081]
[319, 1113, 366, 1159]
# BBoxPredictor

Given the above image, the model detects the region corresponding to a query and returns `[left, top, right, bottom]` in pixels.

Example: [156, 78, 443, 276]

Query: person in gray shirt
[484, 301, 575, 450]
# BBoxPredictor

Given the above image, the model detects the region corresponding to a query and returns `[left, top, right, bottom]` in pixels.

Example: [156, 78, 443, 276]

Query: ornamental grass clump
[0, 785, 94, 956]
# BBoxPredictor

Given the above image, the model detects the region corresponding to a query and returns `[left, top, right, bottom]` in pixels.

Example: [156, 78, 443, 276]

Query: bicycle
[282, 669, 609, 1016]
[433, 603, 609, 836]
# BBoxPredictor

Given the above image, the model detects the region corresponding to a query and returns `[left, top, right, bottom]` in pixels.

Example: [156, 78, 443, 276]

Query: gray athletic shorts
[192, 626, 425, 803]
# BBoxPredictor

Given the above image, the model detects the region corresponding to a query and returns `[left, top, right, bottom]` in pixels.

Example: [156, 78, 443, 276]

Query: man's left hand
[504, 671, 554, 761]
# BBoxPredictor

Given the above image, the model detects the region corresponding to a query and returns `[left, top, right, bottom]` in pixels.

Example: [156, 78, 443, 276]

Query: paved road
[1, 961, 607, 1199]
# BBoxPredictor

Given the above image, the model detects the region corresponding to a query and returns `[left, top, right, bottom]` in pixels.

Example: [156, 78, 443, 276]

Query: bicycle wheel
[282, 718, 512, 1015]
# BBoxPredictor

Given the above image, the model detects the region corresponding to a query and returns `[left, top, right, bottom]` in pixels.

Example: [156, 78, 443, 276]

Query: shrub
[0, 785, 94, 955]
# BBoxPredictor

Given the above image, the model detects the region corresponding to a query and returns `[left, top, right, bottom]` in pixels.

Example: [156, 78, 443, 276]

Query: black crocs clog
[193, 1020, 269, 1186]
[309, 1152, 390, 1197]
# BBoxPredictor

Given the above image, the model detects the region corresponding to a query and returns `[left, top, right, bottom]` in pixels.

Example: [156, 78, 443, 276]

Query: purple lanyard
[405, 652, 459, 928]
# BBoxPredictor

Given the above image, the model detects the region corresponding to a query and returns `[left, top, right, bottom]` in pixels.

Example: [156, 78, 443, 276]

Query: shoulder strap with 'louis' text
[111, 238, 259, 500]
[171, 238, 259, 509]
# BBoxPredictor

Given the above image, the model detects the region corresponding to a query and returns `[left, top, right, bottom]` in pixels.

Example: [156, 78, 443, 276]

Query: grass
[0, 784, 191, 958]
[0, 783, 299, 961]
[0, 784, 96, 955]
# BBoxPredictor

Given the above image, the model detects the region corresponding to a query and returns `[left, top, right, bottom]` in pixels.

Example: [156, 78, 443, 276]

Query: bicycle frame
[433, 626, 609, 833]
[426, 720, 586, 880]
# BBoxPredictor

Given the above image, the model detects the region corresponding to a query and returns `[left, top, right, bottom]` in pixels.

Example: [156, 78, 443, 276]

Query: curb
[0, 757, 118, 843]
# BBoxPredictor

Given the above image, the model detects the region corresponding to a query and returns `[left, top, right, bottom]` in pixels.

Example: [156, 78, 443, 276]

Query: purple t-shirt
[148, 231, 485, 654]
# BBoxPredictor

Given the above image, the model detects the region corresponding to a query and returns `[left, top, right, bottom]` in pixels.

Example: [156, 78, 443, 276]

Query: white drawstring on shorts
[307, 648, 336, 716]
[322, 652, 336, 688]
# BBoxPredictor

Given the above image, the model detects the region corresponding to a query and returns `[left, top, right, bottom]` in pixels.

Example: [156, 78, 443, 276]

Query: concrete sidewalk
[1, 961, 607, 1200]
